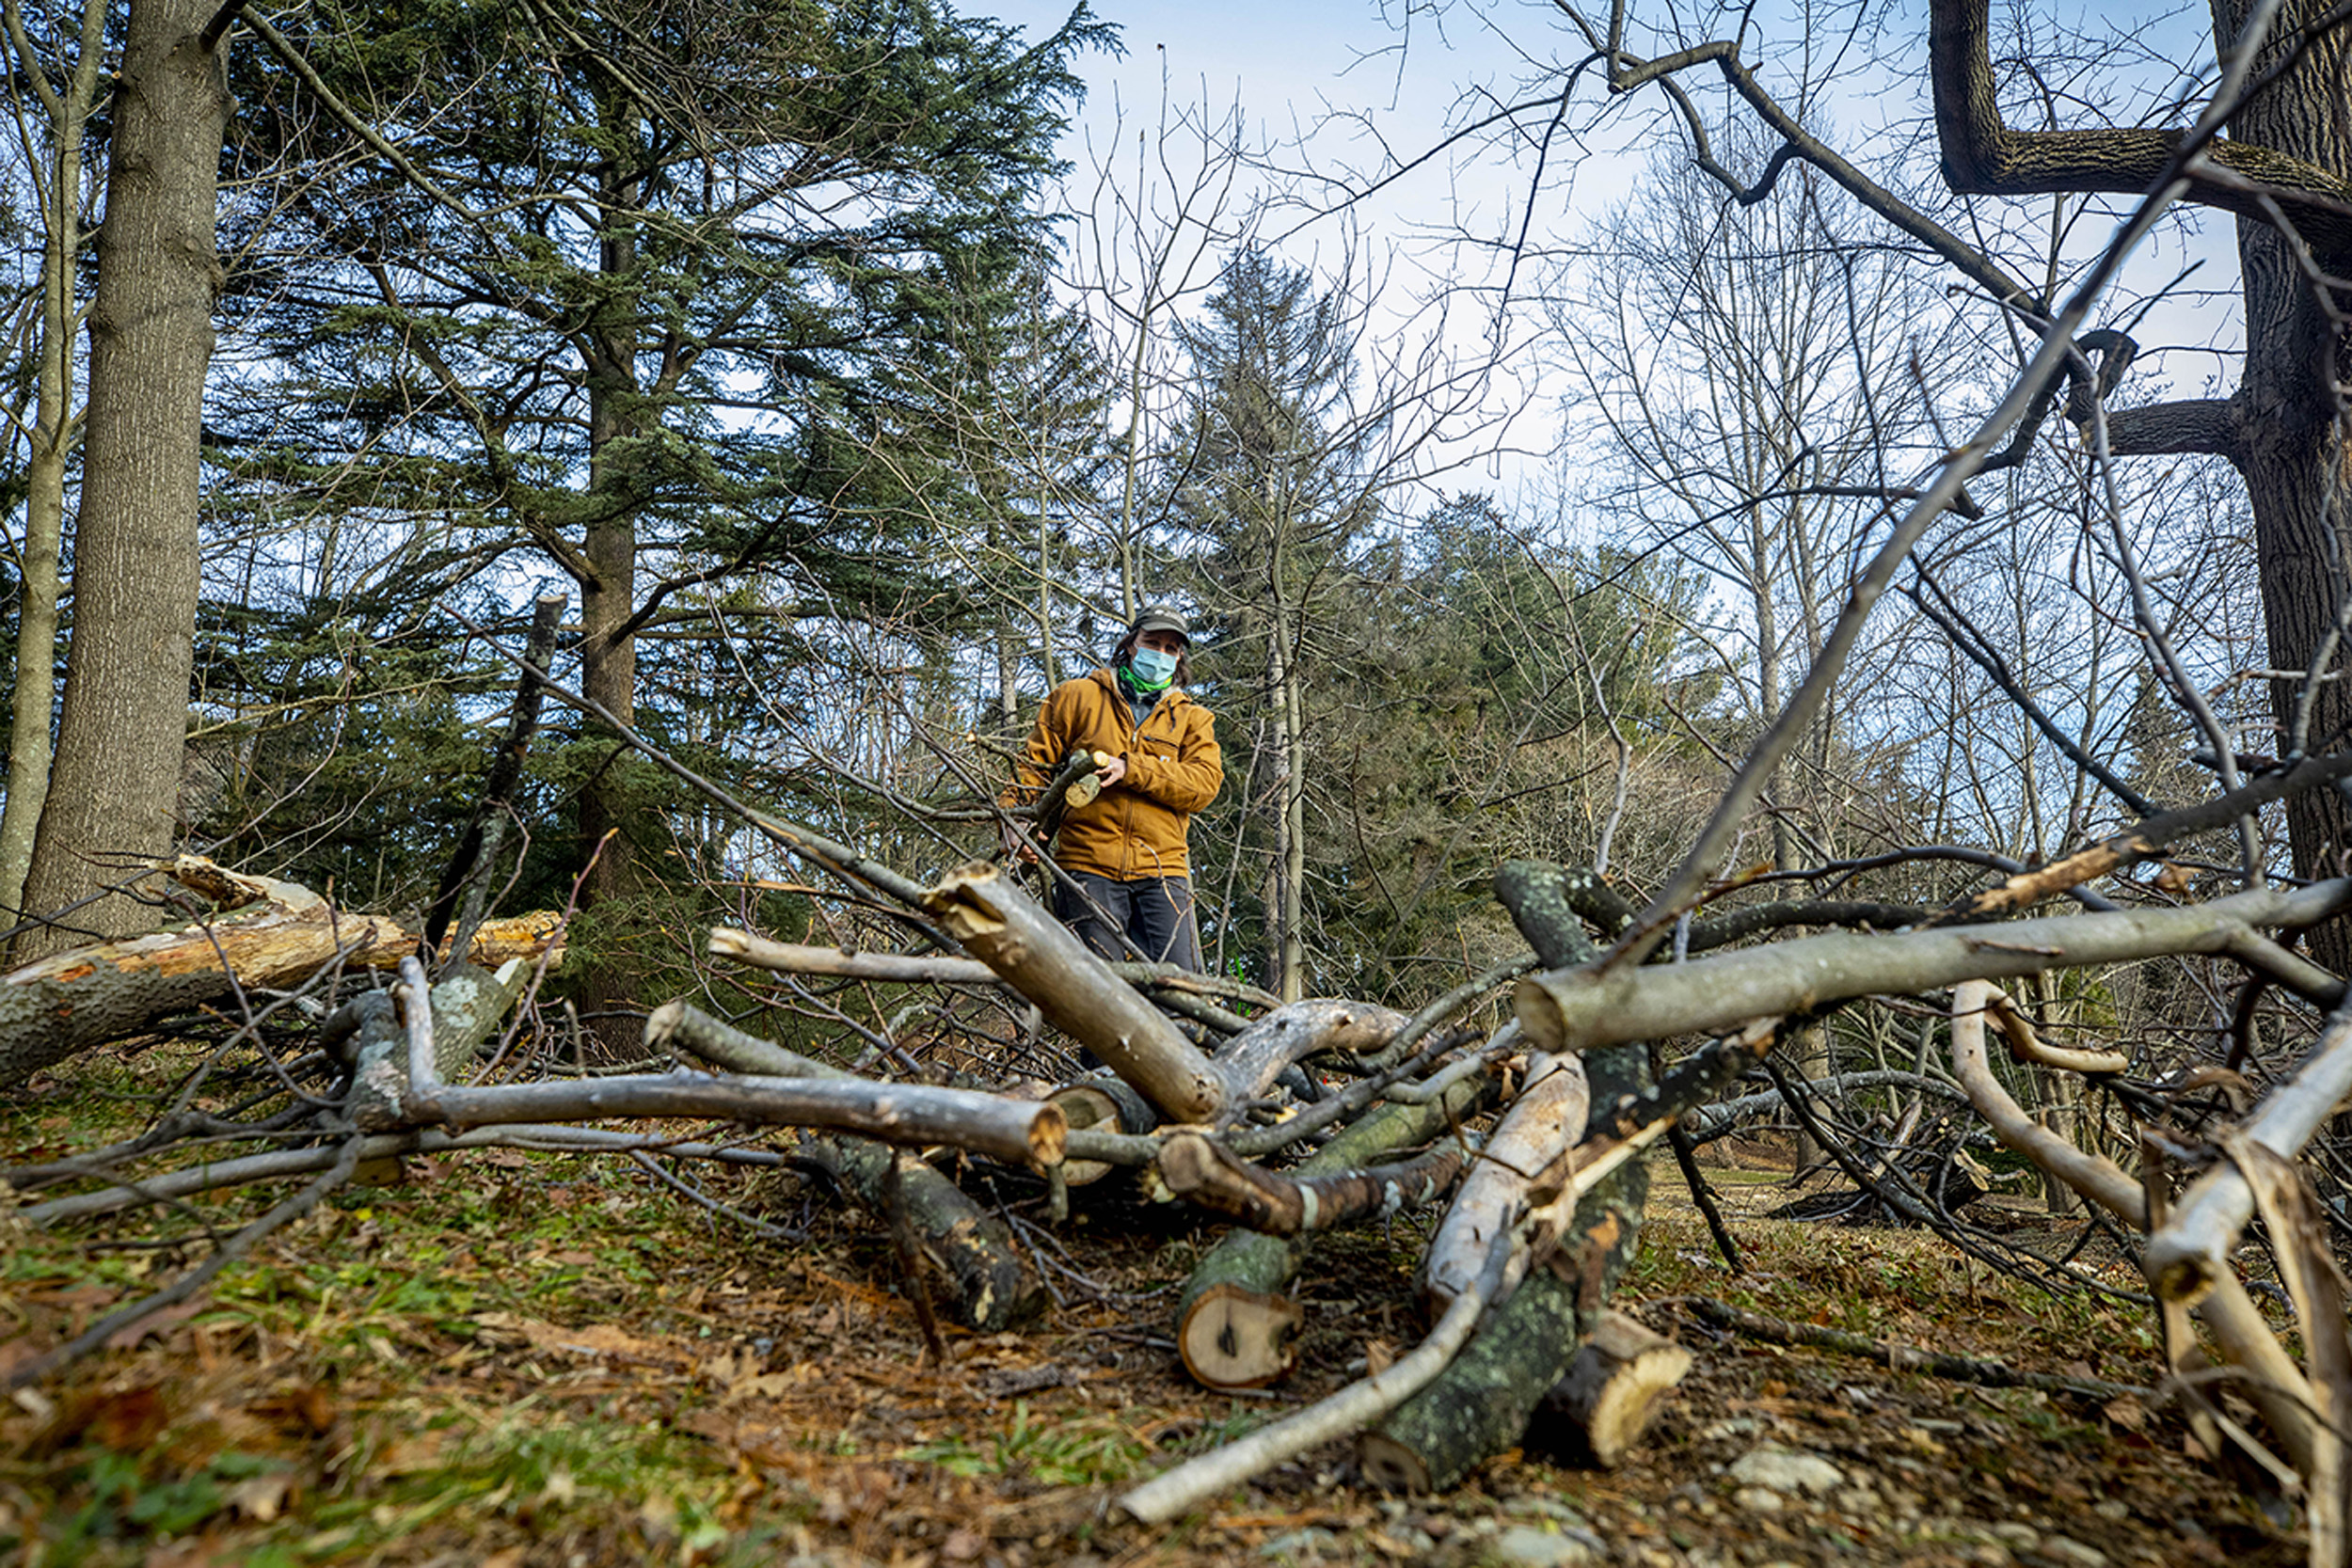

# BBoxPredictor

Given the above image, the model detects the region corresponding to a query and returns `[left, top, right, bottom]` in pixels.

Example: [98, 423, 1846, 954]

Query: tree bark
[20, 0, 229, 954]
[0, 0, 104, 939]
[1928, 0, 2352, 968]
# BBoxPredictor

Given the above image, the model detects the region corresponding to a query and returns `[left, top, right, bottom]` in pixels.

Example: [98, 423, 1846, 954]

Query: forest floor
[0, 1042, 2313, 1568]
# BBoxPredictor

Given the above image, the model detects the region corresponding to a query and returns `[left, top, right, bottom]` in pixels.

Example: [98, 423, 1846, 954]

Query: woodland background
[7, 0, 2352, 1560]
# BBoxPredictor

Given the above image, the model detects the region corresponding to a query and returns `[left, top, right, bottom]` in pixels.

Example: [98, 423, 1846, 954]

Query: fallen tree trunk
[1368, 864, 1660, 1493]
[399, 1069, 1064, 1168]
[0, 857, 563, 1089]
[344, 959, 529, 1129]
[1046, 1076, 1158, 1185]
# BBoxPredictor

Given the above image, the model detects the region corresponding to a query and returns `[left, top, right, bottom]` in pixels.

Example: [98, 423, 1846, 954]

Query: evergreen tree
[187, 0, 1111, 1007]
[1160, 245, 1386, 998]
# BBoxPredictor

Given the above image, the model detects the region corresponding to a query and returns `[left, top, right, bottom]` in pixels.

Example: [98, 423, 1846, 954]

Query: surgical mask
[1129, 646, 1179, 689]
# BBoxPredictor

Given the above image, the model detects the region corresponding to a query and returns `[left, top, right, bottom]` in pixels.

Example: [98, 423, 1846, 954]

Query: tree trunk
[0, 0, 103, 938]
[2215, 0, 2352, 969]
[572, 140, 645, 1055]
[19, 0, 227, 955]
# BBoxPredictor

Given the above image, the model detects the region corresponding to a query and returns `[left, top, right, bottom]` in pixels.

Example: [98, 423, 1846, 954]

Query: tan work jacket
[1009, 668, 1222, 880]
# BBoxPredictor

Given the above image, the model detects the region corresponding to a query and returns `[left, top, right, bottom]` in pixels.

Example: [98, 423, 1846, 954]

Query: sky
[978, 0, 2250, 517]
[983, 0, 1607, 504]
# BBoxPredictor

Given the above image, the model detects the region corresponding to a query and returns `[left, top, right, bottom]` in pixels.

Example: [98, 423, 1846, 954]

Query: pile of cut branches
[15, 746, 2352, 1564]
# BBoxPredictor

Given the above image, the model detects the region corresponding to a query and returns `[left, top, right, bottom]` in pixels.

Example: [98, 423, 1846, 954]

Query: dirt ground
[0, 1061, 2316, 1568]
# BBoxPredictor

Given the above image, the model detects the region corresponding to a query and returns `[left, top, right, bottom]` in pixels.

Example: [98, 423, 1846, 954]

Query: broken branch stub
[921, 861, 1224, 1123]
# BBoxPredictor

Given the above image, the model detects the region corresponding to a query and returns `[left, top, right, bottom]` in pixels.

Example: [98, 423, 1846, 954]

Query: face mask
[1130, 646, 1179, 689]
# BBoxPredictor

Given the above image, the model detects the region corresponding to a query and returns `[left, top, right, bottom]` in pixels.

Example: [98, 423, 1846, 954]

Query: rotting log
[922, 861, 1226, 1122]
[1422, 1053, 1590, 1312]
[1175, 1069, 1496, 1390]
[1527, 1310, 1693, 1468]
[645, 999, 1047, 1332]
[0, 856, 563, 1088]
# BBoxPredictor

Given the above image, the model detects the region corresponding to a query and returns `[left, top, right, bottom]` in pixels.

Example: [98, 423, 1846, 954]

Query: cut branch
[922, 861, 1226, 1123]
[1158, 1130, 1470, 1236]
[1519, 880, 2352, 1053]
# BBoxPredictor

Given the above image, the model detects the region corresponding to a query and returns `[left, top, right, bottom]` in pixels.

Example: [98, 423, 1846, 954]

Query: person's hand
[998, 822, 1041, 865]
[1095, 753, 1128, 788]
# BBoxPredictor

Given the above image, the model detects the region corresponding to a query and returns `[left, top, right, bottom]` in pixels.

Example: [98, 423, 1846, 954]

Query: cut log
[793, 1139, 1045, 1334]
[1046, 1075, 1158, 1185]
[1359, 1158, 1650, 1493]
[1527, 1310, 1692, 1468]
[1174, 1070, 1496, 1390]
[922, 861, 1225, 1122]
[0, 856, 562, 1088]
[1363, 1019, 1651, 1495]
[1177, 1285, 1307, 1389]
[648, 998, 1047, 1332]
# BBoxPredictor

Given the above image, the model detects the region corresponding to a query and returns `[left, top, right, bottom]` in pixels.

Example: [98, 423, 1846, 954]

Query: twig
[8, 1131, 369, 1388]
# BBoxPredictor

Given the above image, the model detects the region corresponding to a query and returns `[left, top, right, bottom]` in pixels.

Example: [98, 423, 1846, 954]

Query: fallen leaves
[472, 1311, 684, 1368]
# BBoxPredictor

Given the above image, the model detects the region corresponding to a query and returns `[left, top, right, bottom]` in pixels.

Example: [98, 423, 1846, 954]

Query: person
[1003, 604, 1222, 972]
